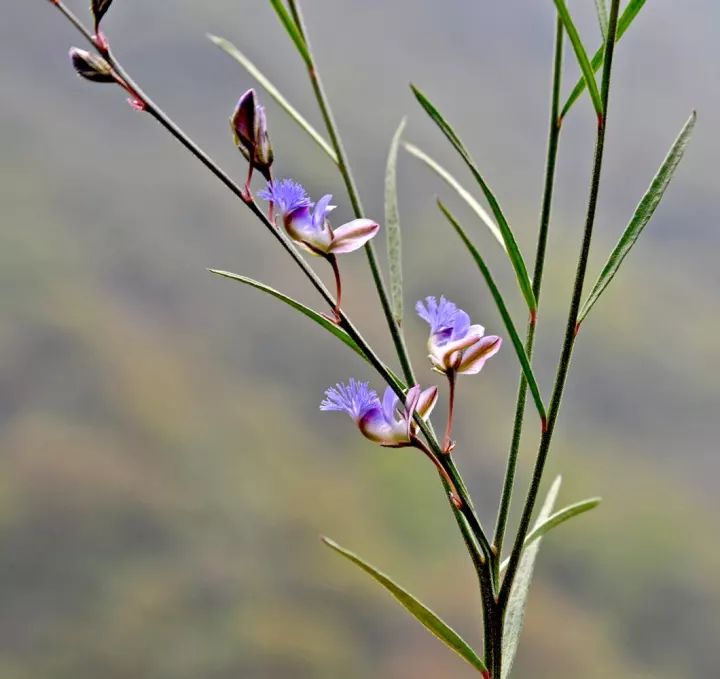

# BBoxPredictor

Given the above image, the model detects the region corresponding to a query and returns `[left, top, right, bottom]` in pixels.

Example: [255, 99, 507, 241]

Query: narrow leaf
[501, 476, 562, 679]
[411, 85, 536, 312]
[578, 111, 696, 322]
[594, 0, 609, 41]
[268, 0, 312, 67]
[561, 0, 647, 119]
[91, 0, 113, 28]
[209, 269, 366, 361]
[500, 497, 602, 573]
[403, 142, 505, 251]
[385, 118, 406, 325]
[208, 35, 338, 164]
[438, 202, 546, 424]
[322, 537, 488, 674]
[553, 0, 603, 117]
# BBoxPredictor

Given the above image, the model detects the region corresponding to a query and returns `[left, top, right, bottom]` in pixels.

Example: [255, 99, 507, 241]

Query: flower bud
[69, 47, 115, 83]
[231, 88, 273, 180]
[92, 0, 114, 31]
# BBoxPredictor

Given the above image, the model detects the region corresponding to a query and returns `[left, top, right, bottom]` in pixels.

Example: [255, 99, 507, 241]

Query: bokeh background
[2, 1, 719, 677]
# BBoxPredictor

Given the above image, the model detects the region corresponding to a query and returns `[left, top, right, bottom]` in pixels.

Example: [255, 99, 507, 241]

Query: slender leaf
[322, 537, 488, 674]
[594, 0, 609, 40]
[208, 34, 338, 164]
[501, 476, 562, 679]
[439, 202, 546, 424]
[561, 0, 647, 119]
[385, 118, 406, 325]
[268, 0, 312, 67]
[579, 111, 696, 322]
[411, 85, 536, 312]
[403, 142, 505, 251]
[209, 269, 366, 360]
[500, 497, 601, 573]
[553, 0, 603, 117]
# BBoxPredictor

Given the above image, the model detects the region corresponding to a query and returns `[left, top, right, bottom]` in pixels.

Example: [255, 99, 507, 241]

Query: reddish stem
[412, 438, 462, 509]
[442, 369, 457, 453]
[327, 254, 342, 323]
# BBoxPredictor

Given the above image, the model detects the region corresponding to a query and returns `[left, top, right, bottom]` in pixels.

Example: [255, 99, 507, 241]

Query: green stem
[500, 0, 621, 609]
[492, 15, 564, 573]
[285, 0, 416, 387]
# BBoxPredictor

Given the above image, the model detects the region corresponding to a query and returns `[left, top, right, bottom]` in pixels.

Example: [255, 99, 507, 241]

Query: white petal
[328, 219, 380, 254]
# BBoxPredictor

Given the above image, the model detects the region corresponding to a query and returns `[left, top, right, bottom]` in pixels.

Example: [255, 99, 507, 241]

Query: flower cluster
[322, 297, 501, 452]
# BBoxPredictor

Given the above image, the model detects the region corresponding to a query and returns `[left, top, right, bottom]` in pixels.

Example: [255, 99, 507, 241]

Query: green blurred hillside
[1, 1, 719, 677]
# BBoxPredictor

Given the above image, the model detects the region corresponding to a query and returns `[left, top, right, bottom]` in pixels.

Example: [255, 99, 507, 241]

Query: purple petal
[320, 379, 379, 420]
[381, 387, 399, 424]
[258, 178, 312, 215]
[450, 310, 471, 340]
[312, 194, 335, 230]
[358, 407, 408, 445]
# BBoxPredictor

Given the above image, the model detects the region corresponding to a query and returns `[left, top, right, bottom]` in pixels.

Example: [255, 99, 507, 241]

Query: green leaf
[578, 111, 696, 323]
[500, 496, 601, 574]
[594, 0, 609, 41]
[501, 476, 562, 679]
[438, 202, 546, 425]
[268, 0, 312, 67]
[385, 118, 406, 326]
[208, 34, 338, 164]
[403, 142, 505, 251]
[322, 537, 488, 675]
[209, 269, 366, 361]
[411, 85, 536, 312]
[561, 0, 647, 119]
[553, 0, 603, 118]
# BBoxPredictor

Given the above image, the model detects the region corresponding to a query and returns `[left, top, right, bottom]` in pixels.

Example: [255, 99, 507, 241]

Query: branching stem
[499, 0, 622, 613]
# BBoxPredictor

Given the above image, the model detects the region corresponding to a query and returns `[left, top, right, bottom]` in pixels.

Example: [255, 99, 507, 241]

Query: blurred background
[1, 1, 719, 677]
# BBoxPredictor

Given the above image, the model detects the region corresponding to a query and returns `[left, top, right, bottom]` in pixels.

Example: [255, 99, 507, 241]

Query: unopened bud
[69, 47, 115, 83]
[230, 88, 274, 180]
[91, 0, 114, 31]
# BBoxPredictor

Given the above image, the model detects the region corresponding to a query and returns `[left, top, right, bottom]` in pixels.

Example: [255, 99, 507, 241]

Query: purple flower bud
[91, 0, 114, 31]
[68, 47, 115, 83]
[231, 89, 273, 180]
[416, 296, 501, 375]
[259, 179, 379, 256]
[321, 380, 437, 447]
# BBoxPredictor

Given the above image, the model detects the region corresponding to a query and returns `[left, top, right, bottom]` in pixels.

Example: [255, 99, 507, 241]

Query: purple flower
[416, 296, 501, 375]
[320, 379, 438, 447]
[231, 89, 273, 179]
[259, 179, 379, 256]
